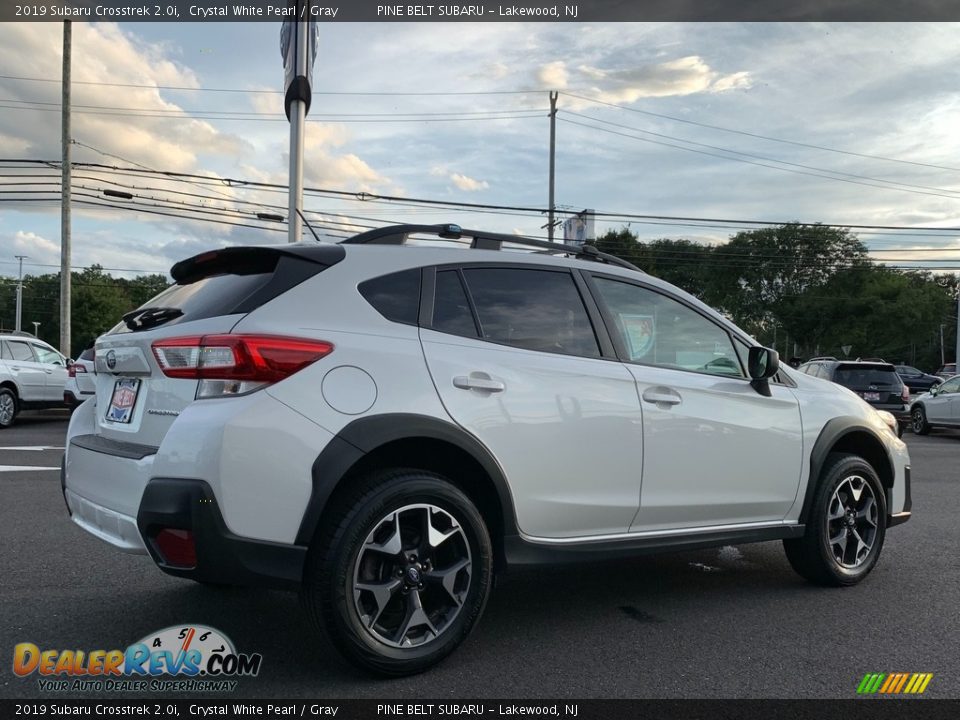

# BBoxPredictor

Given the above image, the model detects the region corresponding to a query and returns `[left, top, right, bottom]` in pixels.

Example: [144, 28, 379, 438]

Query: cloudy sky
[1, 21, 960, 281]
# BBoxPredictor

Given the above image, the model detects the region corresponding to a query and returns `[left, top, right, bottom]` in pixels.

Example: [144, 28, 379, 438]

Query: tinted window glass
[7, 341, 35, 362]
[593, 278, 743, 378]
[833, 365, 900, 387]
[359, 269, 421, 325]
[462, 268, 600, 358]
[0, 342, 10, 361]
[433, 271, 478, 337]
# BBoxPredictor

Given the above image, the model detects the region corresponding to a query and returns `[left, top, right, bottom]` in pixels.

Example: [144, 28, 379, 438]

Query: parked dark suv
[798, 358, 909, 434]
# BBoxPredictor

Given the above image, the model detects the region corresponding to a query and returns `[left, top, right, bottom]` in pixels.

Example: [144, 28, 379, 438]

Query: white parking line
[0, 465, 59, 472]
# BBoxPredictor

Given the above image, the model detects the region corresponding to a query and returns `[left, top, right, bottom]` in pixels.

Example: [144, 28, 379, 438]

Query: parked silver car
[910, 375, 960, 434]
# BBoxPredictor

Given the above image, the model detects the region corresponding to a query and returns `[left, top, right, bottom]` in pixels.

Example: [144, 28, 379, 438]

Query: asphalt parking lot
[1, 416, 958, 699]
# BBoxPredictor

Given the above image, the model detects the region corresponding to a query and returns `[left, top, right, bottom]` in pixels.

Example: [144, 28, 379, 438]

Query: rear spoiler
[171, 244, 345, 283]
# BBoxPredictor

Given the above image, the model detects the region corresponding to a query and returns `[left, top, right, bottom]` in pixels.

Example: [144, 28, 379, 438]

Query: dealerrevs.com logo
[13, 625, 262, 693]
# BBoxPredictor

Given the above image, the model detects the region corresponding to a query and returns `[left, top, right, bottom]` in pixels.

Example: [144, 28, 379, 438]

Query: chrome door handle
[641, 387, 682, 406]
[44, 369, 53, 374]
[453, 374, 505, 393]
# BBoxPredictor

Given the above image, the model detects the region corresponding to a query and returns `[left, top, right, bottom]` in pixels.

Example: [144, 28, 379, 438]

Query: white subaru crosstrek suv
[63, 224, 911, 675]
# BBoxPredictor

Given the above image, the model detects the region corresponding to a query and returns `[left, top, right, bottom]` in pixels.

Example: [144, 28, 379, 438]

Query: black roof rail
[340, 223, 642, 273]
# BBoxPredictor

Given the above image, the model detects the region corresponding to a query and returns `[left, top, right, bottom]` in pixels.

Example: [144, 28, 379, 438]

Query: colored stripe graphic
[857, 672, 933, 695]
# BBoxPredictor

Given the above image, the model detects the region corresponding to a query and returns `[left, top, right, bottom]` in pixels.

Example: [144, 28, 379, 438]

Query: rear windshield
[114, 249, 340, 333]
[834, 365, 900, 386]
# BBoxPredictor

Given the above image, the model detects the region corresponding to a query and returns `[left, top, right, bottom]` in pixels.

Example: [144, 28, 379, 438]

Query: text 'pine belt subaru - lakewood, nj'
[63, 224, 911, 675]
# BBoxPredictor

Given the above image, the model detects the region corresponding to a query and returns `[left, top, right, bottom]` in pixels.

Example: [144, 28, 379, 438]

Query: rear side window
[6, 341, 36, 362]
[461, 268, 600, 358]
[359, 269, 421, 325]
[32, 345, 63, 365]
[833, 365, 900, 387]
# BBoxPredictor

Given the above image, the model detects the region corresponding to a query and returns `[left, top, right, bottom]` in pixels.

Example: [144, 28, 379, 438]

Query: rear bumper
[137, 478, 305, 590]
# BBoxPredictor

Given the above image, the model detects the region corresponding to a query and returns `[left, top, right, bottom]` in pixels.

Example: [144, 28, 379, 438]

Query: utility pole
[547, 91, 558, 242]
[60, 19, 72, 356]
[941, 323, 946, 366]
[14, 255, 27, 332]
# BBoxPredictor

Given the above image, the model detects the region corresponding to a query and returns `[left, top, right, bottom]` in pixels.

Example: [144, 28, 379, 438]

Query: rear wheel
[911, 406, 931, 435]
[0, 388, 18, 428]
[302, 469, 493, 676]
[784, 453, 886, 586]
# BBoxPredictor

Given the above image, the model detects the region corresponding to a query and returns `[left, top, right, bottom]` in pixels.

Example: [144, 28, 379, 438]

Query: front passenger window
[592, 277, 744, 378]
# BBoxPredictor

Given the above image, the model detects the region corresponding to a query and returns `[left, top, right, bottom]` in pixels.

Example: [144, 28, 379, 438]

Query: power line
[558, 117, 960, 203]
[559, 91, 960, 174]
[0, 102, 544, 124]
[0, 74, 538, 96]
[7, 158, 960, 236]
[560, 110, 960, 198]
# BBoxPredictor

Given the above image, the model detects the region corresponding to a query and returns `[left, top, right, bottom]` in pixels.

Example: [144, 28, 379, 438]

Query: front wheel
[784, 453, 887, 586]
[303, 469, 493, 676]
[911, 406, 931, 435]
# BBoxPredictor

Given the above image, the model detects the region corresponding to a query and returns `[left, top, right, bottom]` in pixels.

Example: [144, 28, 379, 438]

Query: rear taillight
[68, 364, 86, 378]
[151, 334, 333, 398]
[901, 384, 910, 402]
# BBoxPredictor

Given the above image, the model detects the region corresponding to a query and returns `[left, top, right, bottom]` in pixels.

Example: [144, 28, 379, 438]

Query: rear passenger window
[433, 271, 478, 337]
[359, 269, 421, 325]
[7, 341, 36, 362]
[461, 268, 600, 358]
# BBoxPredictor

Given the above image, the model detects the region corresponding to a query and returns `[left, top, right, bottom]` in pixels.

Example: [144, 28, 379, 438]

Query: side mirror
[930, 386, 939, 396]
[748, 347, 780, 398]
[748, 346, 780, 380]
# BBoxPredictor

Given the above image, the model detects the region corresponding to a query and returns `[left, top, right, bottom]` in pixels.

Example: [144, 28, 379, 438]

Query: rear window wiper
[123, 306, 183, 331]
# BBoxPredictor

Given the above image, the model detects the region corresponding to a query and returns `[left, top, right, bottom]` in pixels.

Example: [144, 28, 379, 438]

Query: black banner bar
[4, 0, 960, 22]
[2, 700, 960, 720]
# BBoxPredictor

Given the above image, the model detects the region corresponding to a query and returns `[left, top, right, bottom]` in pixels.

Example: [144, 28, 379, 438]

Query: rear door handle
[641, 386, 682, 406]
[453, 373, 505, 393]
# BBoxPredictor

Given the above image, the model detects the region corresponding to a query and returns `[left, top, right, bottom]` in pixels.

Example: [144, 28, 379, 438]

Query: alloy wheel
[0, 393, 14, 425]
[352, 503, 472, 648]
[825, 475, 878, 569]
[911, 408, 925, 433]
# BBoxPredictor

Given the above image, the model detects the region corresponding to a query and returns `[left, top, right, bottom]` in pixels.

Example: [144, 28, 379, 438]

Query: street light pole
[32, 321, 40, 337]
[15, 255, 27, 332]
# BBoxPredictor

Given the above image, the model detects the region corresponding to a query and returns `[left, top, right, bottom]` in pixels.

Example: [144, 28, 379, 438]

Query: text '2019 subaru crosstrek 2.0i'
[64, 224, 911, 675]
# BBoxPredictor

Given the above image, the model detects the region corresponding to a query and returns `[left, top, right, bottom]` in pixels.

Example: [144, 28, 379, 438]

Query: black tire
[302, 469, 493, 676]
[0, 387, 18, 429]
[784, 453, 887, 587]
[911, 405, 931, 435]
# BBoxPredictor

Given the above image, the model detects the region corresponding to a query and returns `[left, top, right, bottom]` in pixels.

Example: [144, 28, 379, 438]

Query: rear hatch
[832, 363, 904, 407]
[93, 244, 343, 448]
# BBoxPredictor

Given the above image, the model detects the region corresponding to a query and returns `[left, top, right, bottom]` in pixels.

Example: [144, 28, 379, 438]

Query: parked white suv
[63, 224, 911, 675]
[0, 332, 69, 427]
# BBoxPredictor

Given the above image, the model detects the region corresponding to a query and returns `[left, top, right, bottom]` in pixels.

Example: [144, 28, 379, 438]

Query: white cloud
[0, 23, 250, 171]
[537, 61, 569, 89]
[553, 56, 752, 106]
[449, 173, 489, 192]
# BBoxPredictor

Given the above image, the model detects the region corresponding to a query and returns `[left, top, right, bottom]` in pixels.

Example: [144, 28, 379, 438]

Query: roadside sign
[842, 345, 852, 356]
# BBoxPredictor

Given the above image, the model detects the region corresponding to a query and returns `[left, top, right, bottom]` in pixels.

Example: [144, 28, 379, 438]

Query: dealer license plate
[106, 378, 140, 423]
